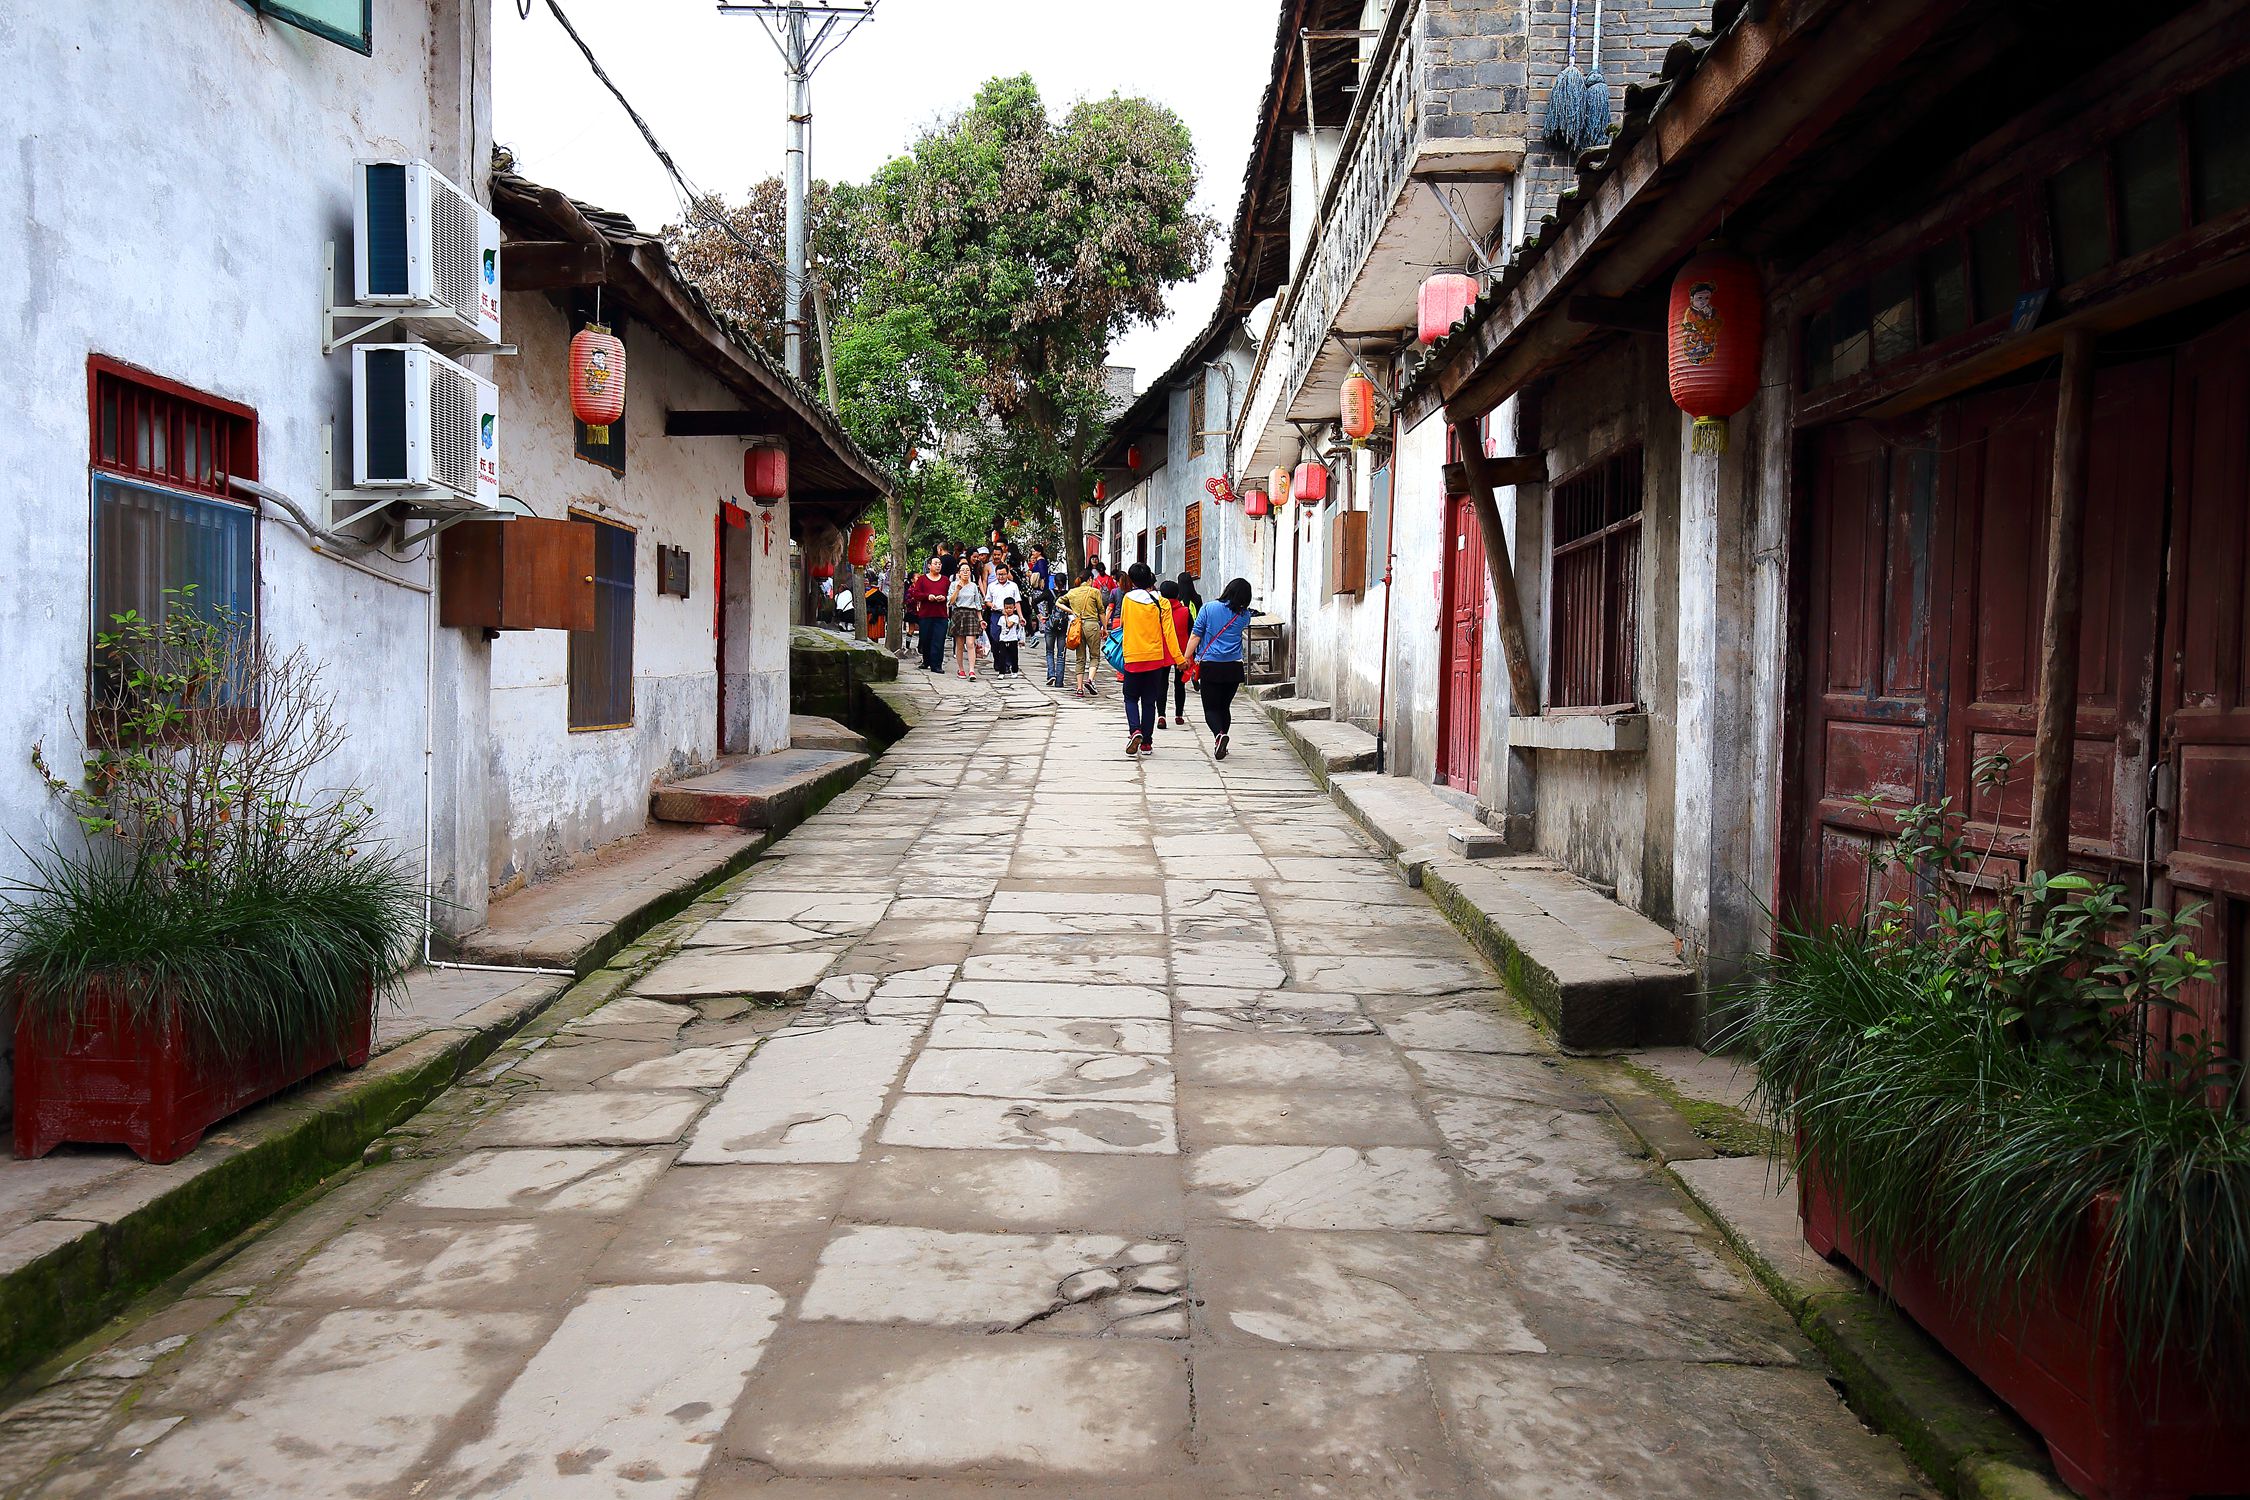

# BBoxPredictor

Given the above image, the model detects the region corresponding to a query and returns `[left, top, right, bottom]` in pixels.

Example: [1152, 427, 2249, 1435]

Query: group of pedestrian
[901, 536, 1061, 680]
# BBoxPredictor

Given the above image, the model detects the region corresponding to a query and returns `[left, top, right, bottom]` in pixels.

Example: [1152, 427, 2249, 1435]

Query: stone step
[651, 747, 869, 831]
[1289, 719, 1379, 781]
[1266, 697, 1332, 723]
[1325, 771, 1698, 1052]
[1250, 680, 1296, 702]
[1447, 825, 1509, 859]
[790, 714, 869, 754]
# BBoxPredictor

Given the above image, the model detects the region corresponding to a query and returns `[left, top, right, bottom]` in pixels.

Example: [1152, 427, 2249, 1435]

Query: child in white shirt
[996, 599, 1026, 675]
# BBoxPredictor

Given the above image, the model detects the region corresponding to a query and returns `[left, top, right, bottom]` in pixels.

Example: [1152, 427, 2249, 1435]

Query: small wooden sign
[657, 544, 692, 599]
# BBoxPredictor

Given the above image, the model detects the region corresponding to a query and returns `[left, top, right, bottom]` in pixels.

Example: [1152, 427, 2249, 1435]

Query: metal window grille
[1187, 380, 1206, 458]
[569, 517, 636, 729]
[1548, 447, 1642, 710]
[92, 365, 254, 499]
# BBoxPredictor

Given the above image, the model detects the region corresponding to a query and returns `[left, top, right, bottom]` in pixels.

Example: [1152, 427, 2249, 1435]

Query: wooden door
[1439, 489, 1486, 795]
[1793, 421, 1952, 926]
[2156, 312, 2250, 1069]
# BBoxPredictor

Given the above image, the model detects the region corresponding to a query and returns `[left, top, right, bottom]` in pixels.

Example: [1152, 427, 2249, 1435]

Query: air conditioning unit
[352, 345, 500, 511]
[352, 159, 502, 344]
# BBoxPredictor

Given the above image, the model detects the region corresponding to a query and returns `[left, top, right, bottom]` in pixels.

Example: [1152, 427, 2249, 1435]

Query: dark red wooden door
[1440, 490, 1486, 795]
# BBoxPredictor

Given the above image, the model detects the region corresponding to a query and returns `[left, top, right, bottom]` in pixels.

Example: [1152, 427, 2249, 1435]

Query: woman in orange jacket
[1115, 562, 1186, 758]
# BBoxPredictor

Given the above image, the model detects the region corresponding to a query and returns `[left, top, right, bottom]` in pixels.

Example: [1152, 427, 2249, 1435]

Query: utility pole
[717, 0, 879, 381]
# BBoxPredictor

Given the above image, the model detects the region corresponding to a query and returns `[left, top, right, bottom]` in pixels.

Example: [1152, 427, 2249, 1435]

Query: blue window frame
[252, 0, 372, 56]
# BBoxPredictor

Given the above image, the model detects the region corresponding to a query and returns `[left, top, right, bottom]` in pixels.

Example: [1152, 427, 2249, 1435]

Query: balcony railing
[1285, 6, 1425, 407]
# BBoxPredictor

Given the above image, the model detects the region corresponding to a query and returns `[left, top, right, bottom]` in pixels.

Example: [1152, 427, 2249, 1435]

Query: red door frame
[1437, 485, 1486, 796]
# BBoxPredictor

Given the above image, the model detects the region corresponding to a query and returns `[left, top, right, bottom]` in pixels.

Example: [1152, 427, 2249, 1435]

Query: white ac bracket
[321, 242, 517, 357]
[319, 420, 512, 546]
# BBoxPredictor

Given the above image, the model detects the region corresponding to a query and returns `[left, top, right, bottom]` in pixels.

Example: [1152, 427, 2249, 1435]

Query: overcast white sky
[492, 0, 1277, 390]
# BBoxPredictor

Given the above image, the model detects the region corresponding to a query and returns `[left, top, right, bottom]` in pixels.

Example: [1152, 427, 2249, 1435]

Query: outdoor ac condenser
[351, 345, 500, 512]
[352, 159, 502, 345]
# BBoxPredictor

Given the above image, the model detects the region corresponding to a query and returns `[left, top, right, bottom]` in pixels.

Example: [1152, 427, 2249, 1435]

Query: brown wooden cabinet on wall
[1331, 510, 1368, 596]
[439, 518, 597, 632]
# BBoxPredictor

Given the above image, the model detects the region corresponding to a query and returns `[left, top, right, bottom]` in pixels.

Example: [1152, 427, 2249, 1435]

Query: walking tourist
[863, 579, 888, 645]
[947, 563, 985, 679]
[987, 563, 1022, 662]
[1041, 578, 1070, 687]
[1062, 568, 1107, 696]
[1116, 562, 1186, 758]
[996, 598, 1025, 676]
[1157, 580, 1193, 730]
[907, 556, 949, 671]
[1184, 576, 1257, 761]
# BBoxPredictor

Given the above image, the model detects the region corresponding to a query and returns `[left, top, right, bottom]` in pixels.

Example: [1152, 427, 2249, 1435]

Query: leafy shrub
[3, 592, 418, 1059]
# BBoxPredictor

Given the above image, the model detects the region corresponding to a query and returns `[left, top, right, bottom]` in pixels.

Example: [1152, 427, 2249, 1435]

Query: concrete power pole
[717, 0, 879, 382]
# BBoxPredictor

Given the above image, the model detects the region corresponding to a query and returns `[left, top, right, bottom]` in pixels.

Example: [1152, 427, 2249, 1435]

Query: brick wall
[1421, 0, 1531, 144]
[1520, 0, 1705, 223]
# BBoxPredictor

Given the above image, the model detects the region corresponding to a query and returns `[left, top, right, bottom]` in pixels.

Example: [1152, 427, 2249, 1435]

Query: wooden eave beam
[502, 240, 608, 291]
[1566, 294, 1667, 335]
[664, 409, 779, 437]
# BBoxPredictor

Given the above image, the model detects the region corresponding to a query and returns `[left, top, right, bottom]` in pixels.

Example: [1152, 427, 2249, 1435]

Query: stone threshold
[1576, 1059, 2074, 1500]
[0, 744, 880, 1390]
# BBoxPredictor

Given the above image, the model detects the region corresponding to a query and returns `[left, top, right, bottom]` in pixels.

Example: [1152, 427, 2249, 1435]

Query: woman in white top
[947, 564, 986, 679]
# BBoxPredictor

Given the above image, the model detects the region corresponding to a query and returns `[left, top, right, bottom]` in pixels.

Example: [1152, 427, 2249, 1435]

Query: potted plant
[1738, 784, 2250, 1500]
[4, 592, 417, 1163]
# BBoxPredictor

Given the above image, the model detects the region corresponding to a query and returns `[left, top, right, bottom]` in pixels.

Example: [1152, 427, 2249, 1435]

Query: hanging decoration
[1293, 460, 1330, 504]
[1243, 488, 1271, 519]
[1126, 445, 1142, 472]
[745, 445, 788, 554]
[847, 522, 874, 569]
[1095, 477, 1107, 504]
[1667, 246, 1764, 456]
[1546, 0, 1589, 150]
[1085, 534, 1101, 560]
[1341, 370, 1378, 444]
[568, 322, 627, 426]
[1204, 475, 1238, 505]
[1269, 465, 1294, 509]
[1418, 274, 1479, 346]
[810, 561, 835, 580]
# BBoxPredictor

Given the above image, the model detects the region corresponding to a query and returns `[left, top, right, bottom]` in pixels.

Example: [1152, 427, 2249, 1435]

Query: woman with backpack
[1184, 576, 1258, 760]
[1061, 568, 1107, 697]
[1115, 562, 1186, 758]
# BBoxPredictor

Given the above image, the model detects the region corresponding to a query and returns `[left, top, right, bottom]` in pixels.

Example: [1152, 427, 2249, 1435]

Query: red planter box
[1801, 1164, 2250, 1499]
[13, 982, 373, 1164]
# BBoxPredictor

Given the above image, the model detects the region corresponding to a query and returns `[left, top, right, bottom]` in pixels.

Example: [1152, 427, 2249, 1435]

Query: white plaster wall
[1385, 411, 1449, 783]
[0, 1, 490, 903]
[486, 291, 790, 891]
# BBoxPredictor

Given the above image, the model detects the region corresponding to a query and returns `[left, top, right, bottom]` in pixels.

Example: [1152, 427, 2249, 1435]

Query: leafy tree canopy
[662, 177, 869, 361]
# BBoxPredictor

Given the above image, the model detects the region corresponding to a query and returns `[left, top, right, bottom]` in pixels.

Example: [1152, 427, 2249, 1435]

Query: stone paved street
[3, 671, 1931, 1498]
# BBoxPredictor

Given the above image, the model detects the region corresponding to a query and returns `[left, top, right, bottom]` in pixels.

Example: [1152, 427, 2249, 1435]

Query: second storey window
[1548, 446, 1642, 711]
[568, 513, 636, 730]
[89, 360, 259, 700]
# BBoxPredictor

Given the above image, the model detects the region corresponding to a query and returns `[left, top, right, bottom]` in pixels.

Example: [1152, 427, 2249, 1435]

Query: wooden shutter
[440, 519, 596, 631]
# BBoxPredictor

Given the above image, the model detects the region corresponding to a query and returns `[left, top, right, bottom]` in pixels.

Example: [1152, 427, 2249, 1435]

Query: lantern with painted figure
[1418, 274, 1478, 346]
[1667, 246, 1763, 455]
[1269, 466, 1293, 509]
[1341, 370, 1378, 444]
[569, 323, 627, 426]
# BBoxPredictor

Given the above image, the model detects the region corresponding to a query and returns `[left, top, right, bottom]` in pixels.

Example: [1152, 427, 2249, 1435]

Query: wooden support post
[2027, 330, 2096, 878]
[1450, 417, 1541, 717]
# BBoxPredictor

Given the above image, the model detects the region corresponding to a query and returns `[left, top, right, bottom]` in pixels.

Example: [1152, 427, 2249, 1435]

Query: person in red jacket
[904, 556, 950, 672]
[1157, 580, 1194, 731]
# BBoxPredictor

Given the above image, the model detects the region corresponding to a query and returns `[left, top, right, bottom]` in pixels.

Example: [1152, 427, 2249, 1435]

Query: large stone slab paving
[1429, 1355, 1930, 1500]
[1176, 1031, 1419, 1092]
[1187, 1145, 1482, 1232]
[1290, 954, 1494, 994]
[403, 1148, 669, 1216]
[603, 1041, 754, 1089]
[470, 1091, 707, 1148]
[1196, 1228, 1544, 1353]
[1178, 1086, 1442, 1147]
[880, 1096, 1178, 1154]
[944, 980, 1170, 1018]
[592, 1165, 852, 1285]
[844, 1150, 1186, 1234]
[635, 948, 838, 1003]
[1407, 1049, 1606, 1110]
[682, 1025, 919, 1164]
[439, 1283, 784, 1498]
[925, 1012, 1172, 1054]
[719, 891, 893, 927]
[799, 1225, 1184, 1334]
[1428, 1096, 1699, 1233]
[728, 1327, 1190, 1479]
[1194, 1348, 1472, 1497]
[959, 952, 1168, 985]
[1371, 1001, 1546, 1053]
[1490, 1223, 1805, 1365]
[273, 1218, 613, 1308]
[100, 1308, 544, 1499]
[901, 1046, 1174, 1103]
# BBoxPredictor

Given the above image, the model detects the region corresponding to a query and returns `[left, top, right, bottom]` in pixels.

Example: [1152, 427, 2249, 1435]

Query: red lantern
[1341, 371, 1377, 444]
[1292, 461, 1330, 504]
[569, 323, 627, 426]
[811, 561, 834, 580]
[745, 445, 789, 500]
[847, 522, 874, 568]
[1094, 477, 1108, 504]
[1126, 445, 1142, 472]
[1243, 488, 1271, 519]
[1667, 246, 1764, 455]
[1269, 465, 1294, 509]
[1085, 534, 1100, 560]
[1417, 274, 1479, 347]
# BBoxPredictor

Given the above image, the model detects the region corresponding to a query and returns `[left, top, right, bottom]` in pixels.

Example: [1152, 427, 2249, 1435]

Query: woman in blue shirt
[1183, 576, 1258, 760]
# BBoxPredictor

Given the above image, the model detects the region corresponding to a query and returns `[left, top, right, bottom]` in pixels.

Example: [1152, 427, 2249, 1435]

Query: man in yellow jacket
[1115, 561, 1186, 758]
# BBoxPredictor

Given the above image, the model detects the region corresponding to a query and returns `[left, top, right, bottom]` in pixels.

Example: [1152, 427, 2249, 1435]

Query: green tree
[861, 74, 1214, 565]
[662, 177, 869, 364]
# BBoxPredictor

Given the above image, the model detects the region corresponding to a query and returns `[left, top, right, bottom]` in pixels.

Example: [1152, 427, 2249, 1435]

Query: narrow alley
[4, 673, 1927, 1498]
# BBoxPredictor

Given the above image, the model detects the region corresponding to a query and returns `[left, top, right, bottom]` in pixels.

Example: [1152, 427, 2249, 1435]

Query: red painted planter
[1801, 1163, 2250, 1499]
[13, 981, 374, 1164]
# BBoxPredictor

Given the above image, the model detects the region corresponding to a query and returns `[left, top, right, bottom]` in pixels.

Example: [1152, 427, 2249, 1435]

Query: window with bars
[1187, 378, 1206, 458]
[88, 361, 259, 701]
[1548, 447, 1642, 711]
[568, 515, 636, 730]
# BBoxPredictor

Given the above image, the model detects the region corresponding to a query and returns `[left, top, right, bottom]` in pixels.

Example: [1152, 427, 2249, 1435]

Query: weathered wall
[0, 0, 491, 913]
[1384, 411, 1450, 781]
[1519, 0, 1705, 220]
[487, 291, 791, 893]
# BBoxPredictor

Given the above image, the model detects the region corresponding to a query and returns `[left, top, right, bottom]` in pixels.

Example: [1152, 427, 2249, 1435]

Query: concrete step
[1267, 697, 1333, 723]
[1250, 680, 1296, 702]
[1290, 720, 1379, 780]
[1324, 771, 1698, 1052]
[790, 713, 869, 754]
[651, 747, 869, 832]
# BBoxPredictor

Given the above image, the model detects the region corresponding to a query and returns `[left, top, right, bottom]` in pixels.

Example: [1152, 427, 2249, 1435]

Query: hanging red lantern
[1126, 445, 1142, 472]
[744, 445, 789, 500]
[810, 561, 835, 580]
[1667, 246, 1764, 455]
[1243, 488, 1271, 518]
[569, 323, 627, 426]
[847, 522, 874, 568]
[1085, 534, 1101, 560]
[1094, 477, 1108, 504]
[1341, 370, 1378, 444]
[1269, 465, 1294, 509]
[1292, 460, 1330, 504]
[1417, 274, 1479, 346]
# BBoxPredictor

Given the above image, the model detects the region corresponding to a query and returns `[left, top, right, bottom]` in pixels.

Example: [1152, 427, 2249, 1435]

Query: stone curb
[1584, 1067, 2068, 1500]
[0, 726, 887, 1390]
